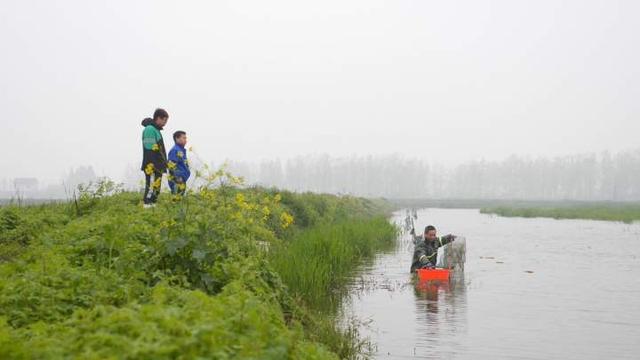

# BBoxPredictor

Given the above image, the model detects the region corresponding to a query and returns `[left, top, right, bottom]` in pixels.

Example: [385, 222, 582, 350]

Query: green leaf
[192, 249, 206, 261]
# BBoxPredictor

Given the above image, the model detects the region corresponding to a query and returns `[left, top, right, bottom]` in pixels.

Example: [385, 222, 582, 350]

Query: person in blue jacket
[167, 130, 191, 196]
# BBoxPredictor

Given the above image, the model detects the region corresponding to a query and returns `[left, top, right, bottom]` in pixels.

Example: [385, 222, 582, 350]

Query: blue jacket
[167, 144, 191, 182]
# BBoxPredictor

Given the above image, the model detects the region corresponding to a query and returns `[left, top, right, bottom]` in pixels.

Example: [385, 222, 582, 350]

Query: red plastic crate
[416, 268, 450, 281]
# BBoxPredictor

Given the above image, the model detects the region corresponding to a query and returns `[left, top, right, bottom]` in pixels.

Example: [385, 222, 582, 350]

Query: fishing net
[436, 236, 466, 270]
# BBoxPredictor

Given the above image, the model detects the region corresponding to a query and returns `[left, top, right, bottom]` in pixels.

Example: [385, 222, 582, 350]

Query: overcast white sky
[1, 0, 638, 181]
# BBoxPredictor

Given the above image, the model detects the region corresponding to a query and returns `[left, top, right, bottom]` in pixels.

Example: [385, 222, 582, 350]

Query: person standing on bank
[167, 130, 191, 196]
[141, 108, 168, 208]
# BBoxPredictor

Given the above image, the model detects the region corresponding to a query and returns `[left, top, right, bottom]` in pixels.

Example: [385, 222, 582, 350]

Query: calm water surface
[343, 208, 640, 359]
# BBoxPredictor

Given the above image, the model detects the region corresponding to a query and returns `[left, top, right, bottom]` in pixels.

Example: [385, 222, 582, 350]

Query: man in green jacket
[141, 108, 168, 207]
[410, 225, 456, 273]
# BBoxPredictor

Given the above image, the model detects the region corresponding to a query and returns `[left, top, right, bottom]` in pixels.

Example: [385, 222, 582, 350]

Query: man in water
[410, 225, 456, 273]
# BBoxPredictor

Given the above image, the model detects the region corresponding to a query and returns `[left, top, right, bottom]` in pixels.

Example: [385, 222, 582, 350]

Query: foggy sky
[1, 0, 639, 182]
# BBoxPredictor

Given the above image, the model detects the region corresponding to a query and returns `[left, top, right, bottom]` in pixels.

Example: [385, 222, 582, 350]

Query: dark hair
[153, 108, 169, 120]
[424, 225, 436, 233]
[173, 130, 186, 142]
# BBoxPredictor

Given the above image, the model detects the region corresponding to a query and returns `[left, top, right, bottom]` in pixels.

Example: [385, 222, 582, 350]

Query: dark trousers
[168, 180, 186, 196]
[168, 172, 187, 196]
[143, 171, 163, 204]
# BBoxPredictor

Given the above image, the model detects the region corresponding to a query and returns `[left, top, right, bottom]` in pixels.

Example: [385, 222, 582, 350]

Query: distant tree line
[5, 150, 640, 201]
[226, 150, 640, 201]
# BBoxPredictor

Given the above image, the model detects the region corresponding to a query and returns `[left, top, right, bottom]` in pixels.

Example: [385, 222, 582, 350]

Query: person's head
[173, 131, 187, 146]
[153, 108, 169, 128]
[424, 225, 437, 241]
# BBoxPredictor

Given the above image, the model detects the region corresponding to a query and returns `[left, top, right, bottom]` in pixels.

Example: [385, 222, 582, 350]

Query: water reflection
[411, 276, 467, 359]
[414, 275, 464, 306]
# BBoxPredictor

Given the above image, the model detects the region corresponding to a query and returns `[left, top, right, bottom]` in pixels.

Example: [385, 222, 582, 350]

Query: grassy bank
[481, 204, 640, 223]
[0, 173, 397, 359]
[271, 217, 396, 310]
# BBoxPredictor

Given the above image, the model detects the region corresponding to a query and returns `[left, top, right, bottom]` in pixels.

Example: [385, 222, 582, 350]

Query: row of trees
[225, 150, 640, 201]
[5, 150, 640, 201]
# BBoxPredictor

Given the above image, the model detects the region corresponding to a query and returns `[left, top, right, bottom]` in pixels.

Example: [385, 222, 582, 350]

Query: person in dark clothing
[167, 130, 191, 196]
[410, 225, 456, 273]
[141, 108, 169, 207]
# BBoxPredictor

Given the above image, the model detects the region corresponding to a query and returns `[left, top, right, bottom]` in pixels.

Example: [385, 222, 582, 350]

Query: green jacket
[140, 118, 167, 173]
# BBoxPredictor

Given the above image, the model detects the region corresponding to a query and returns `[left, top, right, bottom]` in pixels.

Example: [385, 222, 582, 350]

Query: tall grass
[271, 217, 397, 310]
[481, 205, 640, 224]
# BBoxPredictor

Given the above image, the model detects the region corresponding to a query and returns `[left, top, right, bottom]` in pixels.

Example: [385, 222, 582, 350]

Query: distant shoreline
[388, 198, 640, 210]
[479, 205, 640, 224]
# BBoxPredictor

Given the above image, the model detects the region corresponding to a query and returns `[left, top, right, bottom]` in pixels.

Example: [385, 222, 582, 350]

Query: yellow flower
[152, 144, 159, 151]
[261, 206, 271, 222]
[280, 212, 294, 229]
[160, 219, 177, 228]
[144, 163, 155, 175]
[201, 188, 216, 201]
[262, 206, 271, 216]
[274, 194, 282, 203]
[167, 161, 177, 170]
[152, 177, 162, 190]
[177, 151, 184, 158]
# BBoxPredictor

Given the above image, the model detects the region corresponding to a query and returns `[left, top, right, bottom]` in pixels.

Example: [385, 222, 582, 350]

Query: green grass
[480, 204, 640, 223]
[0, 179, 396, 359]
[271, 217, 397, 310]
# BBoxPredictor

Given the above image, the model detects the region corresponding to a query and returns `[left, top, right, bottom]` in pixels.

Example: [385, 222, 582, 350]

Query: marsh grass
[481, 204, 640, 223]
[271, 217, 397, 311]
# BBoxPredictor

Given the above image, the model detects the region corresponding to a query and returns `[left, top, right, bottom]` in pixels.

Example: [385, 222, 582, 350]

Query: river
[343, 208, 640, 359]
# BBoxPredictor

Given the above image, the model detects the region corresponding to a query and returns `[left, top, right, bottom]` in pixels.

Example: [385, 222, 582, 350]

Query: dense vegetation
[481, 204, 640, 224]
[0, 170, 397, 359]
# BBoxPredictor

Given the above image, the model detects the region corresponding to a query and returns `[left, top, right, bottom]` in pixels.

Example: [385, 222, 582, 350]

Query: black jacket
[410, 234, 455, 273]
